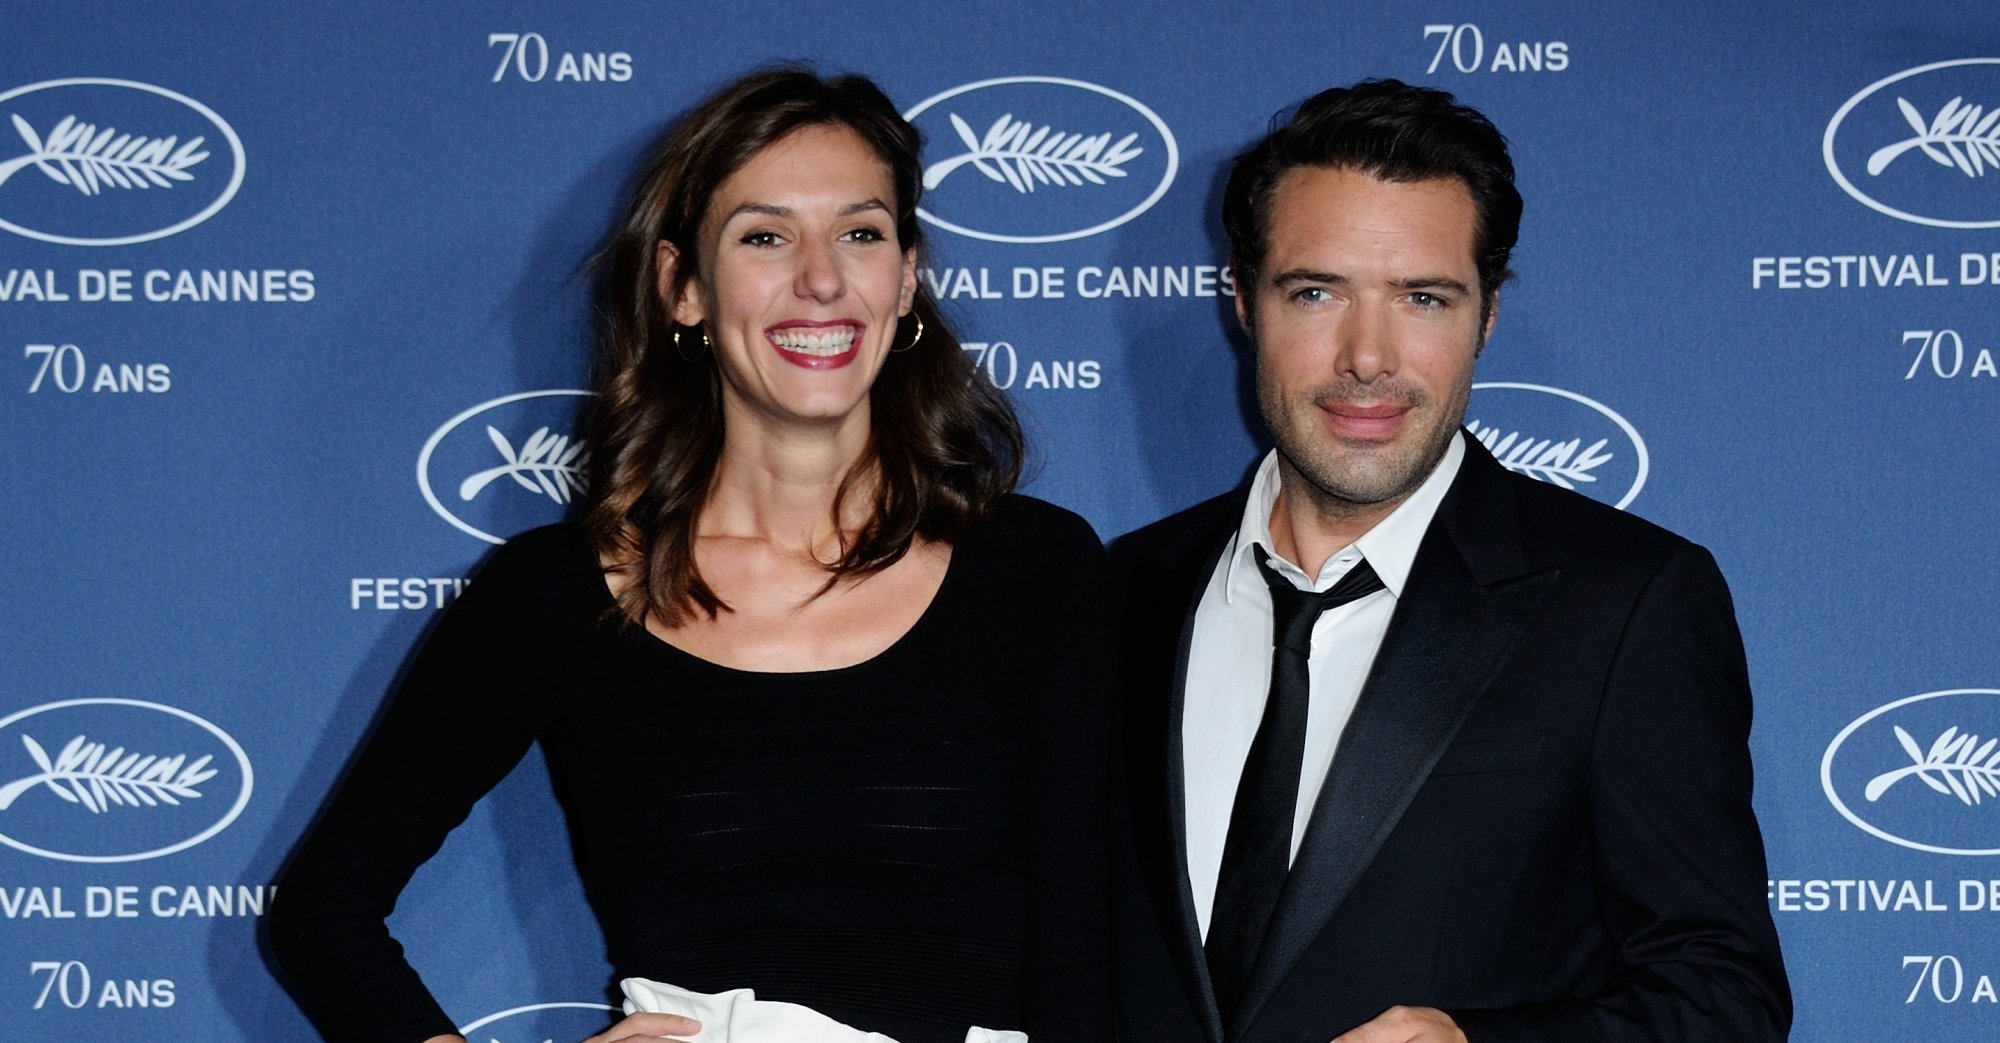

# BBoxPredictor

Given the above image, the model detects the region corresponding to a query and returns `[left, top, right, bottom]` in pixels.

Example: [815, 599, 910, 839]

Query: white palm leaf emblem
[459, 426, 588, 504]
[0, 113, 208, 194]
[1466, 421, 1613, 490]
[923, 112, 1143, 193]
[1866, 726, 2000, 805]
[0, 734, 217, 813]
[1867, 96, 2000, 178]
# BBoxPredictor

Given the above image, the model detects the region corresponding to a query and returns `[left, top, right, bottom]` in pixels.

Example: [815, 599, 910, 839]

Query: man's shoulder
[1108, 487, 1246, 570]
[1496, 463, 1712, 576]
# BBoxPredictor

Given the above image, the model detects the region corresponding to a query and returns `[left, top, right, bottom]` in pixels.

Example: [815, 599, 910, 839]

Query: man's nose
[1335, 303, 1397, 382]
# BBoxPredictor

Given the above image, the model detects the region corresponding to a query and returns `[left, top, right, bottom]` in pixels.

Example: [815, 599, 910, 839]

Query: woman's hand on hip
[582, 1011, 704, 1042]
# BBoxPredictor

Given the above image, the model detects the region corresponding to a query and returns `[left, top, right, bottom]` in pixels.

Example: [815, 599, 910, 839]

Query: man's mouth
[1319, 401, 1412, 439]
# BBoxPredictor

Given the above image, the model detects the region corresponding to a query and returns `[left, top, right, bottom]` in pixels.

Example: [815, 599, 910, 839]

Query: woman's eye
[842, 227, 888, 243]
[740, 231, 781, 247]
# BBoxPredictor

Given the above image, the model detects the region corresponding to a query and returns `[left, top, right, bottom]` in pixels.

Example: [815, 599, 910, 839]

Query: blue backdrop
[4, 3, 1999, 1039]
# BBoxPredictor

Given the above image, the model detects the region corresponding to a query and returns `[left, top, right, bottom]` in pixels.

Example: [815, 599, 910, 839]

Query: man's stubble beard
[1257, 366, 1473, 518]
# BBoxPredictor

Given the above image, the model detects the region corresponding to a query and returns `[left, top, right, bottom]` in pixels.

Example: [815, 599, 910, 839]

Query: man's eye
[1292, 287, 1329, 304]
[1409, 292, 1446, 309]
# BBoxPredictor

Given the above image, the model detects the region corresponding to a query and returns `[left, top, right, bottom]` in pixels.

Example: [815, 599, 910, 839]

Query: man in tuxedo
[1110, 80, 1790, 1042]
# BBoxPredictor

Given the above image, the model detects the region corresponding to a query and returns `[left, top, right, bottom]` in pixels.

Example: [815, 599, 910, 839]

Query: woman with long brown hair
[271, 69, 1111, 1043]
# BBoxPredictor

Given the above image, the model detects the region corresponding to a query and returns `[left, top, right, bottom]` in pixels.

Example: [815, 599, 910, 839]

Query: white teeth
[769, 327, 858, 356]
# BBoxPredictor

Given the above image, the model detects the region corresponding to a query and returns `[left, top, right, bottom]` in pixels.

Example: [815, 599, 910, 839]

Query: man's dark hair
[1222, 78, 1522, 323]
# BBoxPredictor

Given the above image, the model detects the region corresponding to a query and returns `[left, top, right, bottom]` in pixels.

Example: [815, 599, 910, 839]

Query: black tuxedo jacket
[1109, 440, 1791, 1042]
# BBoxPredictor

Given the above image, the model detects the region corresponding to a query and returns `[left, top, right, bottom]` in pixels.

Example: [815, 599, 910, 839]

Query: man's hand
[1331, 1005, 1467, 1043]
[581, 1012, 704, 1042]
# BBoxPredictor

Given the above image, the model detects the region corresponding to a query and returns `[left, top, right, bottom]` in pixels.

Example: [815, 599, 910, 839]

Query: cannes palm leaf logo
[459, 425, 588, 505]
[1865, 726, 2000, 805]
[0, 734, 217, 814]
[0, 113, 209, 194]
[1466, 421, 1613, 490]
[1867, 96, 2000, 178]
[923, 112, 1143, 193]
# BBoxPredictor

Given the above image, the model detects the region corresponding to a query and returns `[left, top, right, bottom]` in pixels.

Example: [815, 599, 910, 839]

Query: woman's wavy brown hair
[583, 68, 1023, 628]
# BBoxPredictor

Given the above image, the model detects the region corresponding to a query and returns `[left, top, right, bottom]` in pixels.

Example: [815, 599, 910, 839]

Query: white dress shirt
[1183, 433, 1464, 939]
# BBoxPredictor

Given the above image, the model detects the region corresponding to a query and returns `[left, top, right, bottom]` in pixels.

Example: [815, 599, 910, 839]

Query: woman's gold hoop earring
[892, 314, 923, 353]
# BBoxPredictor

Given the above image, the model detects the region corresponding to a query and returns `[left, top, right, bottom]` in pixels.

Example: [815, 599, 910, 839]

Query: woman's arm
[269, 533, 567, 1042]
[1017, 504, 1117, 1042]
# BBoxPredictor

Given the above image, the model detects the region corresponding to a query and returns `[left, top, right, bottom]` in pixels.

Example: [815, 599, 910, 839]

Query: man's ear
[1476, 290, 1500, 358]
[657, 240, 704, 327]
[1232, 267, 1254, 336]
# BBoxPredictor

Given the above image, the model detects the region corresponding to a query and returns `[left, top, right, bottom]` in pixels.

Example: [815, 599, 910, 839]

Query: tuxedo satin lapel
[1162, 505, 1240, 1043]
[1122, 494, 1243, 1043]
[1228, 444, 1556, 1039]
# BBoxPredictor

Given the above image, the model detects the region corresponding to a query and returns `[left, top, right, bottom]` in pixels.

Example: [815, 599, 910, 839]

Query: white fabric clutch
[620, 977, 1028, 1043]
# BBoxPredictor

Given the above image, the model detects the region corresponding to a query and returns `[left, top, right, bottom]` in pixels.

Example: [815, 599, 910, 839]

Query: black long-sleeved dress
[270, 496, 1112, 1043]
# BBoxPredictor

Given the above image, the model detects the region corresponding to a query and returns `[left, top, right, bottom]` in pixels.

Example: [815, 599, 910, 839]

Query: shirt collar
[1223, 430, 1465, 601]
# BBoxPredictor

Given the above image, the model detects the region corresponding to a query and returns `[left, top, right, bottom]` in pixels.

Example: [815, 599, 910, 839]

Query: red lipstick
[765, 320, 863, 370]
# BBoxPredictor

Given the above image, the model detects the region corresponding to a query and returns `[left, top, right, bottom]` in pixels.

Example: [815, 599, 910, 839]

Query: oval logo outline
[1823, 58, 2000, 229]
[418, 388, 593, 546]
[459, 1001, 620, 1035]
[903, 75, 1179, 244]
[1821, 688, 2000, 856]
[0, 697, 254, 863]
[0, 77, 248, 246]
[1468, 381, 1650, 510]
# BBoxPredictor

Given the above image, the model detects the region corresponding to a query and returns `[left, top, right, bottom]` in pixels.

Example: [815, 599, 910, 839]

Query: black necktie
[1205, 546, 1385, 1024]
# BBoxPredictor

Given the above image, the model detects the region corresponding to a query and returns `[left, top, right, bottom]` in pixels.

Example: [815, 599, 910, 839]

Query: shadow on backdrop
[1108, 137, 1269, 535]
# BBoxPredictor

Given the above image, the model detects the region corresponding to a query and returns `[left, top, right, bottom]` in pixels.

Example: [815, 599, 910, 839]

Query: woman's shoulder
[465, 522, 606, 609]
[491, 520, 593, 557]
[964, 494, 1106, 574]
[984, 493, 1101, 542]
